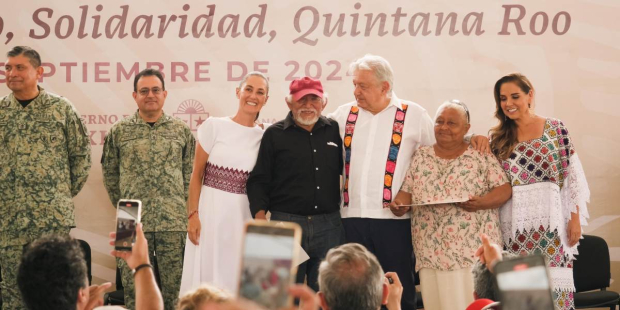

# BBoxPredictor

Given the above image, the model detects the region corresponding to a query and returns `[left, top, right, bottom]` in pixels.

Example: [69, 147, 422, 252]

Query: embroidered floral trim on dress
[502, 119, 573, 189]
[504, 227, 576, 296]
[500, 183, 572, 256]
[500, 156, 590, 260]
[552, 288, 575, 310]
[203, 162, 249, 194]
[500, 119, 590, 261]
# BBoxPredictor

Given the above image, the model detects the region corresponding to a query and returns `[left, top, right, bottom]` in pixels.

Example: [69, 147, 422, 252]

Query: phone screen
[495, 255, 554, 310]
[238, 223, 299, 309]
[115, 200, 141, 251]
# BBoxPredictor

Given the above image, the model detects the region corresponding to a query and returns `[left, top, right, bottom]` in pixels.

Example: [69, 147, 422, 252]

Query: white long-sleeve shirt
[329, 93, 435, 219]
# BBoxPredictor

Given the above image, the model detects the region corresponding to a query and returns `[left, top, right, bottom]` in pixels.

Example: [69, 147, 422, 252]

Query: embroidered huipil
[499, 118, 589, 310]
[329, 93, 435, 219]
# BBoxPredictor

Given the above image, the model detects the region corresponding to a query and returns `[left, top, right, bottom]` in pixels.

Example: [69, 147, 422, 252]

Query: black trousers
[343, 218, 417, 310]
[270, 211, 345, 292]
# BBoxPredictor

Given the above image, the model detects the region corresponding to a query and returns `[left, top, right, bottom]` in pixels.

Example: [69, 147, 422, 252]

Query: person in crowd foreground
[196, 243, 404, 310]
[17, 223, 163, 310]
[466, 233, 514, 310]
[176, 283, 232, 310]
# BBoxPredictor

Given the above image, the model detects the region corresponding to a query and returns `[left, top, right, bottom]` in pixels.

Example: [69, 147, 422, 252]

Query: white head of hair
[435, 99, 470, 124]
[349, 54, 394, 94]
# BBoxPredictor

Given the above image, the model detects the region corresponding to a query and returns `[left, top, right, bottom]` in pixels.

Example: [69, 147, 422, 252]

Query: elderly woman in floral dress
[390, 100, 511, 310]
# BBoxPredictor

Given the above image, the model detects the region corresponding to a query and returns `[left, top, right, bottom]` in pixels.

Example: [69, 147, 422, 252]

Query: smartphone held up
[114, 199, 142, 251]
[238, 221, 302, 309]
[494, 255, 555, 310]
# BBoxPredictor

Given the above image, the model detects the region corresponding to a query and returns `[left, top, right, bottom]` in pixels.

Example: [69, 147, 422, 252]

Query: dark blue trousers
[343, 218, 417, 310]
[270, 211, 345, 292]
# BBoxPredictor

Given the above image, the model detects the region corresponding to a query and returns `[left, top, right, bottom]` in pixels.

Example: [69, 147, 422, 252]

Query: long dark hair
[489, 73, 534, 160]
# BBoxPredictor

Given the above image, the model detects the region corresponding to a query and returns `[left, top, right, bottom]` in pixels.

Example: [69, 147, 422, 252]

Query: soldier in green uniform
[101, 68, 195, 310]
[0, 46, 92, 309]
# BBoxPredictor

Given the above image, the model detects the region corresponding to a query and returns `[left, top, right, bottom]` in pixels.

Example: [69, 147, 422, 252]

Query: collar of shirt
[130, 110, 172, 127]
[282, 111, 332, 131]
[388, 92, 407, 110]
[4, 86, 49, 110]
[368, 92, 405, 115]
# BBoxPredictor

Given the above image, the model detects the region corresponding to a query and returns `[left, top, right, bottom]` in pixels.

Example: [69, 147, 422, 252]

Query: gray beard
[295, 111, 319, 126]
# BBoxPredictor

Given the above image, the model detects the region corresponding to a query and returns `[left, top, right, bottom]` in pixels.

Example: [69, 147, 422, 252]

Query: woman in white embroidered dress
[489, 73, 589, 310]
[179, 72, 270, 296]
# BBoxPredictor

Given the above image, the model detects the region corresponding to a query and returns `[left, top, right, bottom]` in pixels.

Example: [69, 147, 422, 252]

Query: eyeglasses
[450, 99, 470, 124]
[138, 87, 163, 96]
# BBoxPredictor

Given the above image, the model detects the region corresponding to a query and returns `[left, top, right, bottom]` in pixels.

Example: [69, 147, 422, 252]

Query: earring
[528, 103, 531, 108]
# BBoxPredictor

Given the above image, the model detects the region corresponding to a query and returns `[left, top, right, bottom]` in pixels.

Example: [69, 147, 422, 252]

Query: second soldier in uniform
[102, 68, 195, 310]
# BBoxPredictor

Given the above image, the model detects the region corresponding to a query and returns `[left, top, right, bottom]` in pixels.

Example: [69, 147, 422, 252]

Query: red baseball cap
[289, 77, 324, 102]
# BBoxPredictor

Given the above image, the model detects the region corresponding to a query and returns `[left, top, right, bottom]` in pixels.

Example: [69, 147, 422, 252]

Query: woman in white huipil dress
[180, 72, 270, 296]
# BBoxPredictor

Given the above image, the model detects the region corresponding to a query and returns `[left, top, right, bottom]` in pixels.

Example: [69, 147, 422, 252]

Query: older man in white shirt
[329, 54, 488, 310]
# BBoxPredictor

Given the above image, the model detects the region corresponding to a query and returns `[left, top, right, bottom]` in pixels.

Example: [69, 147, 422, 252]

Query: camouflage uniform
[0, 88, 91, 310]
[116, 232, 186, 310]
[101, 111, 195, 310]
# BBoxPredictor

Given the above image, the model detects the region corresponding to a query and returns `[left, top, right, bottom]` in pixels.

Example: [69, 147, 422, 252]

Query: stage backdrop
[1, 0, 619, 290]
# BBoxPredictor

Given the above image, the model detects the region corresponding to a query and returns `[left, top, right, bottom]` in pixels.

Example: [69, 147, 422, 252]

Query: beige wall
[1, 0, 618, 293]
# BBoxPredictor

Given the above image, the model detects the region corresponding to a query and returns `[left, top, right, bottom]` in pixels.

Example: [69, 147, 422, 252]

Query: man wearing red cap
[247, 77, 344, 292]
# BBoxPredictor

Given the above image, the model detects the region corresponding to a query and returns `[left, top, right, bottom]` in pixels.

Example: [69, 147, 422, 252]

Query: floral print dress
[401, 145, 508, 272]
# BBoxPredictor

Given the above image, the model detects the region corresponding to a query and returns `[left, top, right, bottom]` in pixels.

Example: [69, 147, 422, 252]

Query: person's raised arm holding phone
[110, 223, 163, 310]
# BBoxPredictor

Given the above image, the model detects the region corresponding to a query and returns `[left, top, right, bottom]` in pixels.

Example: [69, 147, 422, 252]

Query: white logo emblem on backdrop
[174, 99, 210, 132]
